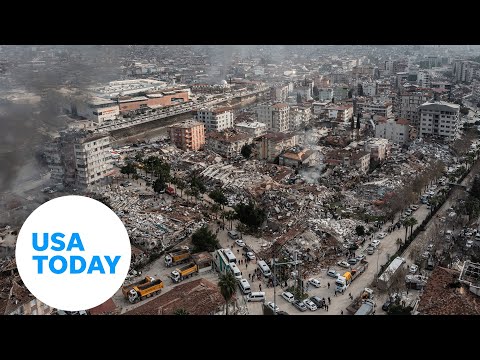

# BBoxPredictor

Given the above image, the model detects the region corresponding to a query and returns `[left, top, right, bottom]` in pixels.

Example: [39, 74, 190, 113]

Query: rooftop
[417, 267, 480, 315]
[236, 121, 267, 129]
[170, 120, 204, 129]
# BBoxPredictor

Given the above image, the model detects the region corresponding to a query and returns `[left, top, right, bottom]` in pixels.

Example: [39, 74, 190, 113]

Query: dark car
[382, 299, 392, 311]
[348, 243, 359, 250]
[348, 258, 358, 265]
[310, 296, 325, 308]
[293, 300, 307, 312]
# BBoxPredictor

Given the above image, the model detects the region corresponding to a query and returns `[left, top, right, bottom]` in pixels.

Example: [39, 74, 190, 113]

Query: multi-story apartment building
[205, 131, 253, 158]
[45, 131, 114, 189]
[196, 107, 234, 132]
[418, 101, 460, 141]
[289, 106, 312, 130]
[417, 70, 431, 88]
[375, 118, 410, 144]
[235, 121, 267, 138]
[360, 101, 393, 119]
[326, 104, 353, 123]
[168, 120, 205, 151]
[74, 135, 114, 188]
[256, 103, 290, 132]
[399, 90, 433, 128]
[318, 88, 334, 101]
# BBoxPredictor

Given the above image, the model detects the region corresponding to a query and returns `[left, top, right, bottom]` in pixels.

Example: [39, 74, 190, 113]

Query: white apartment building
[235, 121, 267, 137]
[418, 101, 460, 141]
[196, 107, 234, 132]
[362, 101, 393, 119]
[326, 105, 353, 123]
[417, 70, 431, 88]
[289, 106, 312, 130]
[74, 135, 113, 188]
[362, 82, 377, 97]
[256, 103, 290, 132]
[375, 118, 410, 144]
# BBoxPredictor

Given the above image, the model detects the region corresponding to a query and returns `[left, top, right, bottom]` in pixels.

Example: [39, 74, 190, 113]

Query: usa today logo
[16, 196, 131, 311]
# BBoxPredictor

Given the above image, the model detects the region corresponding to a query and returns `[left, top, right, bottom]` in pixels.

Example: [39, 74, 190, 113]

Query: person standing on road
[328, 297, 331, 305]
[341, 310, 343, 315]
[328, 282, 330, 289]
[259, 284, 262, 291]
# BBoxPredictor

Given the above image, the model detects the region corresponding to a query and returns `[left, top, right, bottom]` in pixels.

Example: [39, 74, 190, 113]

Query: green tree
[134, 152, 144, 163]
[241, 144, 252, 159]
[176, 179, 186, 198]
[191, 226, 219, 252]
[211, 203, 221, 220]
[218, 272, 237, 315]
[152, 178, 166, 194]
[120, 162, 137, 178]
[355, 225, 365, 236]
[209, 189, 228, 207]
[234, 201, 266, 230]
[190, 172, 206, 193]
[465, 196, 480, 221]
[470, 175, 480, 200]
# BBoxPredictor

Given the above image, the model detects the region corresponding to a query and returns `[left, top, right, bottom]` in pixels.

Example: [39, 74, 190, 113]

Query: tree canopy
[191, 226, 219, 252]
[234, 201, 266, 230]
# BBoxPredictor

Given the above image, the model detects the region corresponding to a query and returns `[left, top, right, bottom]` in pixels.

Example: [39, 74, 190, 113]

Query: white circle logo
[16, 195, 131, 311]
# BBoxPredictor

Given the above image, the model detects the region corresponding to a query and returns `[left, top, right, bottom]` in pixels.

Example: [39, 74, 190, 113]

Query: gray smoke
[0, 45, 124, 194]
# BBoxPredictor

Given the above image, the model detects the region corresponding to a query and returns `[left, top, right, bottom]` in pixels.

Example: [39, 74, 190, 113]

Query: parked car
[327, 269, 339, 278]
[367, 246, 375, 255]
[356, 254, 366, 262]
[466, 240, 474, 248]
[281, 291, 295, 303]
[310, 296, 325, 308]
[405, 209, 412, 216]
[308, 278, 321, 288]
[303, 299, 317, 311]
[377, 232, 387, 239]
[371, 239, 381, 248]
[409, 264, 419, 274]
[337, 261, 350, 268]
[347, 258, 358, 265]
[410, 205, 419, 211]
[266, 301, 279, 313]
[246, 252, 256, 261]
[422, 251, 430, 259]
[382, 298, 392, 311]
[235, 239, 245, 247]
[293, 300, 308, 312]
[427, 243, 434, 251]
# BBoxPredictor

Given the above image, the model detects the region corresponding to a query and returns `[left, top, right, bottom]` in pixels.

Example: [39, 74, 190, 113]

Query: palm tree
[211, 203, 221, 220]
[173, 308, 190, 315]
[403, 217, 417, 242]
[226, 211, 236, 230]
[218, 272, 237, 315]
[177, 180, 186, 198]
[220, 211, 227, 228]
[395, 237, 403, 250]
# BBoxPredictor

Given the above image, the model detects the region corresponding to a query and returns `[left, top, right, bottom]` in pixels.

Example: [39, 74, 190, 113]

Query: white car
[327, 269, 339, 278]
[377, 232, 387, 239]
[427, 244, 434, 251]
[246, 252, 256, 261]
[337, 261, 350, 268]
[303, 299, 318, 311]
[308, 278, 321, 288]
[266, 301, 280, 313]
[281, 291, 295, 303]
[466, 240, 473, 248]
[409, 264, 418, 274]
[371, 239, 381, 248]
[422, 251, 430, 259]
[235, 239, 245, 247]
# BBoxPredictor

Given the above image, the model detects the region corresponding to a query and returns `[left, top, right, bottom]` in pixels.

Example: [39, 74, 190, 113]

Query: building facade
[205, 131, 253, 158]
[168, 120, 205, 151]
[375, 118, 410, 144]
[418, 101, 460, 141]
[326, 104, 353, 123]
[196, 107, 234, 132]
[74, 135, 114, 188]
[256, 103, 290, 132]
[399, 90, 432, 128]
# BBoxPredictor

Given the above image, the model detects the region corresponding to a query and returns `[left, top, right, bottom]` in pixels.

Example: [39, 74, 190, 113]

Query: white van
[257, 260, 272, 277]
[238, 278, 251, 294]
[247, 292, 265, 302]
[229, 263, 242, 280]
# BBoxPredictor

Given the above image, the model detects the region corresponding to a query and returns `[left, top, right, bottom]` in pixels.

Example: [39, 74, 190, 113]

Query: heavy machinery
[165, 248, 190, 267]
[170, 262, 198, 283]
[354, 299, 376, 315]
[122, 276, 164, 303]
